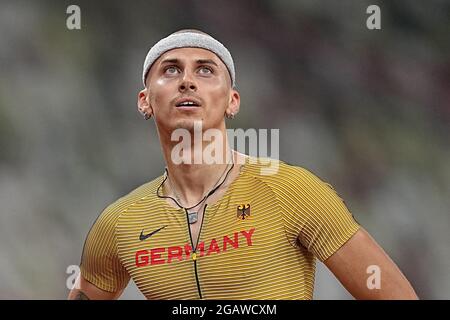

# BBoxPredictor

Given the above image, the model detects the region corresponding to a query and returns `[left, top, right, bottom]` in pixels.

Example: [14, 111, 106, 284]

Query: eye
[164, 66, 179, 75]
[198, 66, 213, 74]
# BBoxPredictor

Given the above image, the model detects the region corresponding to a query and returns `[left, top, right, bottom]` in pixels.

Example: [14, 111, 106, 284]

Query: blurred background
[0, 0, 449, 299]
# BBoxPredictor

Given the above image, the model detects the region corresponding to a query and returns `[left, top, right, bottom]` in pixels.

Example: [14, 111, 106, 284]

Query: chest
[116, 199, 313, 299]
[189, 216, 202, 250]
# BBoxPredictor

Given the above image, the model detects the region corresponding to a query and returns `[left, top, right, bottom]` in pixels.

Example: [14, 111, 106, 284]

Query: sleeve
[279, 164, 361, 262]
[79, 204, 130, 292]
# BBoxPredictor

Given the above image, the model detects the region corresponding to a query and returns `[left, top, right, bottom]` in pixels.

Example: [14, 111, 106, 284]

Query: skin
[139, 47, 241, 205]
[68, 47, 418, 300]
[68, 273, 123, 300]
[323, 227, 418, 299]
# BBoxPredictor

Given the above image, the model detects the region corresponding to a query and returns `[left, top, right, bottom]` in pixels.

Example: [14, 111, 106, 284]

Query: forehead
[154, 47, 225, 67]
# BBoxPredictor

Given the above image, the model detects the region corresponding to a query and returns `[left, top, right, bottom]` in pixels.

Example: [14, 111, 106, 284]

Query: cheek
[151, 80, 173, 106]
[203, 76, 229, 98]
[209, 86, 230, 107]
[155, 77, 171, 87]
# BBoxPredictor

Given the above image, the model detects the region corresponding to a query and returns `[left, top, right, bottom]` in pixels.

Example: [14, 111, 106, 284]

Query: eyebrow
[196, 59, 218, 66]
[160, 58, 179, 65]
[160, 58, 218, 67]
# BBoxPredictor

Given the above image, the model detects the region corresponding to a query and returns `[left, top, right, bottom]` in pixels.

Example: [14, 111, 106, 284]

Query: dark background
[0, 0, 448, 299]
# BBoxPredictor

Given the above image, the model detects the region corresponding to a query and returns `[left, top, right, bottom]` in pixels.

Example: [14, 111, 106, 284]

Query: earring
[227, 112, 235, 119]
[143, 112, 151, 120]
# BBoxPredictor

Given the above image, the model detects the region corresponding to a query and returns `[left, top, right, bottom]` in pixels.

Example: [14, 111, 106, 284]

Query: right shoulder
[88, 174, 165, 233]
[79, 176, 167, 293]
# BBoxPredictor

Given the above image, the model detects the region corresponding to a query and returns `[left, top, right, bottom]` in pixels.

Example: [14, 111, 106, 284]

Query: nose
[179, 72, 197, 93]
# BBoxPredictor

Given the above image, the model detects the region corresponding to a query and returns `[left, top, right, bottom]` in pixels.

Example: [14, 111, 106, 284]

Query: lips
[175, 97, 201, 108]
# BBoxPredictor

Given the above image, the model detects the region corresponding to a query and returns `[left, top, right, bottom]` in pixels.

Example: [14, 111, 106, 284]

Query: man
[68, 29, 418, 300]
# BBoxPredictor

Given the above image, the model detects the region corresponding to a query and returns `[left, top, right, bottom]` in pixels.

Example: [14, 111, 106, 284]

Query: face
[138, 47, 240, 134]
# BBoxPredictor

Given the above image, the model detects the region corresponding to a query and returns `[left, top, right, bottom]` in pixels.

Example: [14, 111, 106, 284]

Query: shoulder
[242, 156, 341, 207]
[243, 155, 325, 189]
[89, 174, 165, 231]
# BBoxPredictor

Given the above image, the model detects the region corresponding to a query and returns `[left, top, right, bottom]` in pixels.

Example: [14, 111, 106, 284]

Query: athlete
[68, 29, 418, 300]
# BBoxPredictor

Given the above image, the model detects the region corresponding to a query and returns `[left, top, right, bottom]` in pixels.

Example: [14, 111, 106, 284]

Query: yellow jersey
[80, 157, 360, 299]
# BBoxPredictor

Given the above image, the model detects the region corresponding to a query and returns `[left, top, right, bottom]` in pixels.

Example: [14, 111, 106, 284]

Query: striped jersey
[80, 156, 360, 299]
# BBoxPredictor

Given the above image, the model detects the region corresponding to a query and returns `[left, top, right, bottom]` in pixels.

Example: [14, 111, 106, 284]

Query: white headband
[142, 32, 236, 88]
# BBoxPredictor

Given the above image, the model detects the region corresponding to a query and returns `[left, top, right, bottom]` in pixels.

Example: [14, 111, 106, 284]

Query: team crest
[237, 204, 251, 220]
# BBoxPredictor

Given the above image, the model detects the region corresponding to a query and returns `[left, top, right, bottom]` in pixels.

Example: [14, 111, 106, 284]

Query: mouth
[175, 97, 201, 109]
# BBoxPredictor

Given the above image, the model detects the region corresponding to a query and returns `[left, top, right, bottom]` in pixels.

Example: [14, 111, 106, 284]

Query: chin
[173, 118, 201, 132]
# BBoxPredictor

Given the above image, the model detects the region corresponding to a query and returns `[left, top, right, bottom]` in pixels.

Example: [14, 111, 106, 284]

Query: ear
[137, 88, 153, 118]
[226, 89, 240, 116]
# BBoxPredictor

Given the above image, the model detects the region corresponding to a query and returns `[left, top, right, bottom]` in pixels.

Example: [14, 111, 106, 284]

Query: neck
[159, 123, 234, 207]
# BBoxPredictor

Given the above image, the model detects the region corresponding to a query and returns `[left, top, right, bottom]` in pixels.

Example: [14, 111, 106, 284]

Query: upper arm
[280, 165, 361, 261]
[68, 273, 124, 300]
[75, 205, 130, 295]
[278, 165, 417, 299]
[323, 227, 419, 300]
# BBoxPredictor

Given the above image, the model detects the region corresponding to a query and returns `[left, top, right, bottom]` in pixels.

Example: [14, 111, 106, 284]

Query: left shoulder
[243, 156, 326, 188]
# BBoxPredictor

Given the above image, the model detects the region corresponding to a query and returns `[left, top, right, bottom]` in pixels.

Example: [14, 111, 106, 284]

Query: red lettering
[135, 228, 257, 267]
[241, 228, 256, 246]
[206, 238, 221, 256]
[184, 244, 193, 260]
[223, 233, 239, 251]
[167, 246, 183, 263]
[135, 250, 149, 267]
[197, 242, 205, 257]
[150, 247, 165, 265]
